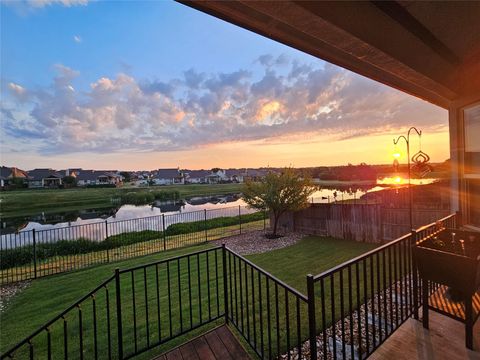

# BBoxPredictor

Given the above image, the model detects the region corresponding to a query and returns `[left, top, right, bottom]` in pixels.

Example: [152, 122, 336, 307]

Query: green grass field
[0, 236, 377, 359]
[0, 183, 243, 219]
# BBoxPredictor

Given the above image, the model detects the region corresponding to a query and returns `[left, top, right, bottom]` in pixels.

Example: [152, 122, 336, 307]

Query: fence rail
[1, 213, 457, 360]
[0, 206, 267, 285]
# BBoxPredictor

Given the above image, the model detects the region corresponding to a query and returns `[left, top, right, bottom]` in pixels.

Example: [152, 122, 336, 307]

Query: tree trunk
[272, 214, 279, 236]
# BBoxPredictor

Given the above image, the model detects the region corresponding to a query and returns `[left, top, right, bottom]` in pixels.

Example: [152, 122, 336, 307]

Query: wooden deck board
[369, 310, 480, 360]
[153, 326, 251, 360]
[429, 286, 480, 320]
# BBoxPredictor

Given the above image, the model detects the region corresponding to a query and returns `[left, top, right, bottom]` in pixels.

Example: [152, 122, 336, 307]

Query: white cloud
[1, 0, 89, 15]
[23, 0, 88, 8]
[8, 82, 26, 95]
[73, 35, 82, 43]
[1, 55, 446, 155]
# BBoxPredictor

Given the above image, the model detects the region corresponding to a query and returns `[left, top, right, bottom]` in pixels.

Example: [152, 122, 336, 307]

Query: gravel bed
[0, 281, 30, 313]
[212, 230, 305, 255]
[280, 276, 414, 360]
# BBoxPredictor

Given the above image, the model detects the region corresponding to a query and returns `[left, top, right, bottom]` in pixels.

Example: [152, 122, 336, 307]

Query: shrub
[0, 211, 264, 270]
[165, 212, 264, 236]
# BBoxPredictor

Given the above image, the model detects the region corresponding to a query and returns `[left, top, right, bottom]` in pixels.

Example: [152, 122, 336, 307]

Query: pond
[1, 180, 439, 237]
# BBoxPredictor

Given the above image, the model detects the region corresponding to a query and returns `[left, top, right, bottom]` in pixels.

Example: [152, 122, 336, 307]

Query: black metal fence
[305, 213, 456, 360]
[0, 206, 267, 285]
[225, 249, 309, 359]
[1, 214, 456, 360]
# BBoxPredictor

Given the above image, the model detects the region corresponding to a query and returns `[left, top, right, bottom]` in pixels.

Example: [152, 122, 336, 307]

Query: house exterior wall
[449, 93, 480, 229]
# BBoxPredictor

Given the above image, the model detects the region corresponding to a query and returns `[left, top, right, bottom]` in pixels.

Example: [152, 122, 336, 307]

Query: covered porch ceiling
[179, 1, 480, 109]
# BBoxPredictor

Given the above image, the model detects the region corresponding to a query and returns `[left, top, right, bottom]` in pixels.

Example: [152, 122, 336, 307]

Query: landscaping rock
[0, 281, 30, 313]
[213, 230, 305, 255]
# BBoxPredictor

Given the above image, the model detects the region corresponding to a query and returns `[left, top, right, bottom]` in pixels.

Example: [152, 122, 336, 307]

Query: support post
[422, 278, 429, 329]
[162, 214, 166, 251]
[222, 244, 229, 324]
[411, 229, 419, 320]
[307, 274, 317, 360]
[32, 229, 37, 279]
[115, 268, 124, 359]
[465, 294, 473, 349]
[238, 205, 242, 234]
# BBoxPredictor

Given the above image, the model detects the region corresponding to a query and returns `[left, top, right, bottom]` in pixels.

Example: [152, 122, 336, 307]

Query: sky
[0, 0, 449, 171]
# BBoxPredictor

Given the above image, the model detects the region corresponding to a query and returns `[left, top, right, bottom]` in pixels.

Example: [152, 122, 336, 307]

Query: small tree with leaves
[242, 168, 315, 237]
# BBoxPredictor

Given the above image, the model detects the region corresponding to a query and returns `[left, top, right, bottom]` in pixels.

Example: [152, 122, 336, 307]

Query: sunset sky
[1, 0, 449, 171]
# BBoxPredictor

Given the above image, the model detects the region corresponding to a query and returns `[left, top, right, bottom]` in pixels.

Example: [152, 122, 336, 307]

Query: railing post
[222, 244, 229, 324]
[32, 229, 37, 279]
[105, 221, 110, 263]
[410, 229, 419, 320]
[204, 209, 208, 242]
[162, 214, 166, 251]
[307, 274, 317, 360]
[115, 268, 124, 360]
[238, 205, 242, 234]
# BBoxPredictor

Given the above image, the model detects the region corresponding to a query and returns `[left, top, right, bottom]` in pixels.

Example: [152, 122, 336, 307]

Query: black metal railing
[1, 247, 226, 360]
[0, 206, 267, 285]
[1, 213, 457, 360]
[225, 250, 309, 359]
[306, 213, 456, 360]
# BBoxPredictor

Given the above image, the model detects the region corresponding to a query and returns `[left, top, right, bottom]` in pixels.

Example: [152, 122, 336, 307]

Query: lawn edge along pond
[0, 184, 244, 219]
[0, 236, 378, 359]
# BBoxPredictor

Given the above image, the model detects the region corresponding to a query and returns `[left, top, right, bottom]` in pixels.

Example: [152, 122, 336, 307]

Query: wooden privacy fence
[277, 203, 450, 243]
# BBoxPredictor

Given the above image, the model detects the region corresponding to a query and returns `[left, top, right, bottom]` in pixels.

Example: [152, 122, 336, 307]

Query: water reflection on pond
[2, 181, 434, 235]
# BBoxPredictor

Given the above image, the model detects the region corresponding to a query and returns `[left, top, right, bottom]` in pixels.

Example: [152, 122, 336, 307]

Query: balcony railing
[1, 213, 457, 360]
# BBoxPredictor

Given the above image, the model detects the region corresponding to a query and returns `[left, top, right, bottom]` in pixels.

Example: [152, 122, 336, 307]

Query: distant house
[243, 168, 269, 182]
[153, 168, 184, 185]
[184, 170, 211, 184]
[225, 169, 246, 183]
[206, 169, 229, 184]
[0, 166, 28, 188]
[27, 169, 64, 188]
[76, 170, 123, 187]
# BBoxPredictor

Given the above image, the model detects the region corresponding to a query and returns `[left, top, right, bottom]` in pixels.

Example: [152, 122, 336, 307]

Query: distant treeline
[296, 159, 450, 181]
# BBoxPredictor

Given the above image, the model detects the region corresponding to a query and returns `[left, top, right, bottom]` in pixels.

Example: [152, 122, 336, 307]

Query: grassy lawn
[0, 236, 377, 359]
[0, 183, 243, 219]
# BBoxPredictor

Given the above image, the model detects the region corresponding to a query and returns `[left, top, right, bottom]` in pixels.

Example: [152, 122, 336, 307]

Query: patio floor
[369, 310, 480, 360]
[153, 325, 251, 360]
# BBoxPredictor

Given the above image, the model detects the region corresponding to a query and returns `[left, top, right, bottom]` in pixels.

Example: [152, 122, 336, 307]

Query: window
[464, 103, 480, 175]
[464, 103, 480, 228]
